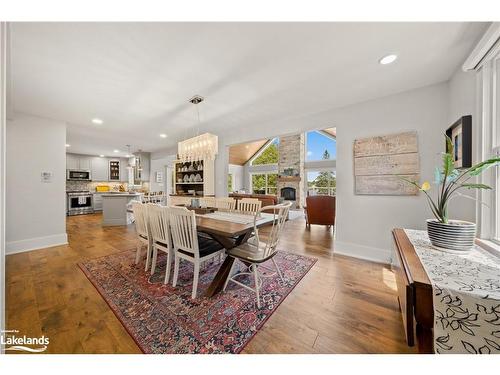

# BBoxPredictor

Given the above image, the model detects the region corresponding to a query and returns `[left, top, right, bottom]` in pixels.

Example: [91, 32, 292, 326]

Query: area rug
[78, 250, 316, 354]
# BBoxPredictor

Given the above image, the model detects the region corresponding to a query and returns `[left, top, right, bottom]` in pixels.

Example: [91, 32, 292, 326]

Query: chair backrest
[147, 203, 171, 248]
[305, 195, 336, 225]
[200, 197, 216, 208]
[253, 201, 292, 258]
[132, 202, 149, 238]
[215, 197, 236, 212]
[238, 198, 262, 215]
[168, 206, 200, 256]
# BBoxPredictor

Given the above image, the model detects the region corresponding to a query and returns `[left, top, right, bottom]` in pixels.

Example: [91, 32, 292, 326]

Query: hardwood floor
[5, 213, 415, 354]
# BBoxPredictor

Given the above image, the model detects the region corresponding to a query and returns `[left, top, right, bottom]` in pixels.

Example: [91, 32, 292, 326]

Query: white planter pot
[426, 219, 476, 251]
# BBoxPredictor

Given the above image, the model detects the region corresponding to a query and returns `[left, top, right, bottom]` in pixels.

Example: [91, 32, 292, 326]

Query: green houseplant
[402, 136, 500, 250]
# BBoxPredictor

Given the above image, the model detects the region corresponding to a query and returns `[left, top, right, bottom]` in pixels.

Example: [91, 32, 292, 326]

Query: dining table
[190, 210, 277, 297]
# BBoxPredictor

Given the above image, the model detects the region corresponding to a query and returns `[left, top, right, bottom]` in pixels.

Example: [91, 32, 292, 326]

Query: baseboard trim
[6, 233, 68, 255]
[334, 240, 392, 264]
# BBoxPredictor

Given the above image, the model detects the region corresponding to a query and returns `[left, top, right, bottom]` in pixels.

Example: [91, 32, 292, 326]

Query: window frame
[250, 171, 278, 195]
[249, 138, 279, 166]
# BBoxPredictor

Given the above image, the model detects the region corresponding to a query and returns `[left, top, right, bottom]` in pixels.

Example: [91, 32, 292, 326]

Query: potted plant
[402, 136, 500, 251]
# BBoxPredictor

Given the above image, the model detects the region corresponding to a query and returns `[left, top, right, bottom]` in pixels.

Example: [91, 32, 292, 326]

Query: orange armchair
[304, 195, 336, 229]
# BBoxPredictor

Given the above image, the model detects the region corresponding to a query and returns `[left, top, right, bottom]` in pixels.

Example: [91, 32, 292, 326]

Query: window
[251, 138, 279, 165]
[307, 170, 336, 196]
[227, 173, 233, 192]
[251, 172, 278, 195]
[306, 131, 336, 161]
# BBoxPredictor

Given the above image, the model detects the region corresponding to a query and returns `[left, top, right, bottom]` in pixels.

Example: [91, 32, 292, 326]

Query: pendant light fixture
[177, 95, 218, 162]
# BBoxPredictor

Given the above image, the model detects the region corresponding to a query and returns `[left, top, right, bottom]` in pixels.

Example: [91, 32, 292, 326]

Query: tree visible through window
[227, 173, 233, 192]
[306, 131, 336, 161]
[307, 149, 336, 196]
[252, 139, 279, 165]
[252, 173, 278, 195]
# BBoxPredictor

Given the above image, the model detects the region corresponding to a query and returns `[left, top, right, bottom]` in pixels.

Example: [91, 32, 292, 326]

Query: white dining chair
[223, 201, 292, 308]
[132, 202, 153, 271]
[237, 198, 262, 215]
[200, 197, 216, 208]
[215, 197, 236, 212]
[169, 206, 225, 299]
[147, 203, 173, 283]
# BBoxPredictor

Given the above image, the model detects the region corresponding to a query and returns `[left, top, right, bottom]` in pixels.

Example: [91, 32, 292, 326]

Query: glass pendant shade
[178, 133, 218, 162]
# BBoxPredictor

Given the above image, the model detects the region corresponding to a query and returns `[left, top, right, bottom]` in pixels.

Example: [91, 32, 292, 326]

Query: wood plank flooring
[5, 213, 415, 354]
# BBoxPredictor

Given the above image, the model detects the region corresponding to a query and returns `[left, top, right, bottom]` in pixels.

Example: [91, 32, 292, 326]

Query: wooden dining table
[193, 211, 276, 297]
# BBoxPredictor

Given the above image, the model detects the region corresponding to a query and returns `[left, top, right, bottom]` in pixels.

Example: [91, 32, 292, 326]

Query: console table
[392, 228, 500, 354]
[392, 228, 433, 353]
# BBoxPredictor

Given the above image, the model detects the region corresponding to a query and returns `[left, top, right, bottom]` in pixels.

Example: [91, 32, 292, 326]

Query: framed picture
[446, 115, 472, 169]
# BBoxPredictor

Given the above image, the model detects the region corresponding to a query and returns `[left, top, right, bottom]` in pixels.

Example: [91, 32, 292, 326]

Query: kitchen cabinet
[109, 160, 121, 181]
[66, 154, 79, 170]
[93, 193, 103, 211]
[66, 153, 92, 170]
[91, 157, 109, 181]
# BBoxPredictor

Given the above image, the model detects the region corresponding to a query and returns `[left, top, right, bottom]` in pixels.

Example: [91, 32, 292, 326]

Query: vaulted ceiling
[229, 139, 269, 165]
[9, 22, 488, 157]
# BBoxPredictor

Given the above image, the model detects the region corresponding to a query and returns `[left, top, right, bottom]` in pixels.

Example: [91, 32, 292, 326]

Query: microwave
[67, 169, 92, 181]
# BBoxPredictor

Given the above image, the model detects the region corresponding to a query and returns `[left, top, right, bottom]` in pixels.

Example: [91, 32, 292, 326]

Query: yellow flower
[421, 181, 431, 191]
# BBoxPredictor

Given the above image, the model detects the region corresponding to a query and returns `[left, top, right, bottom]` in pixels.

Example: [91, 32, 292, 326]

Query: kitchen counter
[102, 193, 142, 226]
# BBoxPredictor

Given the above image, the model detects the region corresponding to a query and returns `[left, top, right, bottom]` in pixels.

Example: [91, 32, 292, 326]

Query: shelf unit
[174, 159, 214, 197]
[109, 160, 120, 181]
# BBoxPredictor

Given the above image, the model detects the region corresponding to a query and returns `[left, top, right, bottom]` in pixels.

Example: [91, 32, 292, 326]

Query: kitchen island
[102, 193, 142, 226]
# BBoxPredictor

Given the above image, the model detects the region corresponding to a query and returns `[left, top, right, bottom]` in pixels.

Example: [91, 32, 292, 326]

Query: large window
[251, 173, 278, 195]
[307, 170, 336, 196]
[227, 173, 233, 192]
[306, 131, 336, 161]
[251, 138, 279, 165]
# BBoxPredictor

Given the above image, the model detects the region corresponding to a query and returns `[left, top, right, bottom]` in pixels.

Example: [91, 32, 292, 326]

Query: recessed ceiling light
[113, 149, 119, 153]
[99, 154, 104, 157]
[65, 144, 70, 147]
[92, 118, 103, 125]
[160, 133, 167, 138]
[125, 154, 131, 158]
[379, 54, 398, 65]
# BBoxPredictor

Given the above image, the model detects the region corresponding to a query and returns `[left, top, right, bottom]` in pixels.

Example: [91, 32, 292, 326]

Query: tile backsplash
[66, 180, 152, 192]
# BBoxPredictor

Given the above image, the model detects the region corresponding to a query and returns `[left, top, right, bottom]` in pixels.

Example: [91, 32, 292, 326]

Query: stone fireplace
[277, 134, 305, 209]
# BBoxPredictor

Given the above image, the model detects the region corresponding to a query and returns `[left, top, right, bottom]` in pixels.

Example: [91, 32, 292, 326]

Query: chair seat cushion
[227, 241, 274, 263]
[178, 235, 224, 258]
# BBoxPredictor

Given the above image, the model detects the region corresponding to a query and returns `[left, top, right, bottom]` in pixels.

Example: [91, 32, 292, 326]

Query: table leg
[203, 232, 251, 297]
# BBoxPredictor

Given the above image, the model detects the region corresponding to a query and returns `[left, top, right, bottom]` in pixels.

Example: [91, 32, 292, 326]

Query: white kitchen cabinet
[120, 158, 129, 182]
[79, 156, 92, 170]
[66, 153, 92, 170]
[93, 193, 103, 211]
[91, 157, 109, 181]
[66, 154, 79, 170]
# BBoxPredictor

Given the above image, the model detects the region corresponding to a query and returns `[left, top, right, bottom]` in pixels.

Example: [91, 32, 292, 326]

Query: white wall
[447, 67, 478, 223]
[6, 113, 68, 253]
[0, 22, 7, 351]
[149, 154, 176, 193]
[228, 164, 244, 192]
[212, 81, 477, 263]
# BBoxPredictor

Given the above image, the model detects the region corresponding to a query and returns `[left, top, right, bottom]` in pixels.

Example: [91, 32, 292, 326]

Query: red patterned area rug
[78, 250, 316, 354]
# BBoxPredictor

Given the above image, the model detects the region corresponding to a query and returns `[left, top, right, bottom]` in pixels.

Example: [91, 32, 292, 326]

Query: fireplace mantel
[278, 176, 301, 182]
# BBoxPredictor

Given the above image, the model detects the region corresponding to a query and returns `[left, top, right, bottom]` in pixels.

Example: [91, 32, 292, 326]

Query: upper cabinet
[66, 153, 92, 170]
[91, 156, 109, 181]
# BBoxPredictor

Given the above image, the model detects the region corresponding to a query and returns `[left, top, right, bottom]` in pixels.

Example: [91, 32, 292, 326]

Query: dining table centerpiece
[402, 136, 500, 251]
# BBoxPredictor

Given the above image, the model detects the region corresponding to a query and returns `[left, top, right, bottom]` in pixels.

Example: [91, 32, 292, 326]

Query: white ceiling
[10, 22, 488, 157]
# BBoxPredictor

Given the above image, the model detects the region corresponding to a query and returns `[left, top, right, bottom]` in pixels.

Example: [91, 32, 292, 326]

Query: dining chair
[131, 202, 153, 272]
[215, 197, 236, 212]
[200, 196, 216, 208]
[237, 198, 262, 215]
[147, 203, 173, 283]
[223, 201, 292, 308]
[169, 206, 225, 298]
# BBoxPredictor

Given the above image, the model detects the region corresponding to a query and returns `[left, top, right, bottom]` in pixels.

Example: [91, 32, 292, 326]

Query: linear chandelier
[177, 95, 218, 162]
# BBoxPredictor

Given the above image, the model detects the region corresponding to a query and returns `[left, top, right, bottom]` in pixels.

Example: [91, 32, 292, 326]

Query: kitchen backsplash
[66, 181, 152, 192]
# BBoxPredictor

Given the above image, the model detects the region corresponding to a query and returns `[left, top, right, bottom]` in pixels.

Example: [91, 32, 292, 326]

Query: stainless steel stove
[66, 190, 94, 216]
